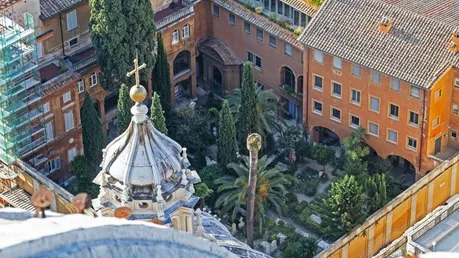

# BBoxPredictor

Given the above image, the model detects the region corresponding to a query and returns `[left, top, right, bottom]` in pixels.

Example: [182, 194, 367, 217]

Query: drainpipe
[304, 48, 310, 137]
[59, 14, 68, 57]
[417, 88, 426, 175]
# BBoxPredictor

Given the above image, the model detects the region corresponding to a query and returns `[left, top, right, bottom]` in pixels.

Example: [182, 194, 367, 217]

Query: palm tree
[227, 87, 285, 141]
[214, 155, 289, 230]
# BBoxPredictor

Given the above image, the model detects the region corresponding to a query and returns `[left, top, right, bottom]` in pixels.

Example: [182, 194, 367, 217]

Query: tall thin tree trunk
[246, 133, 262, 248]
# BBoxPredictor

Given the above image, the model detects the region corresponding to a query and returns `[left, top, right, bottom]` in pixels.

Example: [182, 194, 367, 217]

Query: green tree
[227, 86, 285, 146]
[195, 182, 214, 208]
[365, 173, 387, 214]
[117, 83, 133, 134]
[282, 236, 317, 258]
[71, 155, 99, 198]
[152, 32, 171, 116]
[198, 164, 226, 191]
[150, 92, 168, 134]
[342, 127, 370, 183]
[235, 62, 259, 148]
[215, 156, 289, 227]
[81, 92, 105, 168]
[217, 100, 238, 166]
[322, 175, 366, 240]
[311, 144, 334, 172]
[89, 0, 156, 92]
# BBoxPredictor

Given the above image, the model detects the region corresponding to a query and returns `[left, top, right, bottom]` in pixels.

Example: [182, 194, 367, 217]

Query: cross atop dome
[126, 53, 147, 103]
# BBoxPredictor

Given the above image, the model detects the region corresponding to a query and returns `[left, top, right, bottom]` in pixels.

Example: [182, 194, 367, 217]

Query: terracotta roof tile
[198, 38, 244, 65]
[40, 0, 85, 19]
[299, 0, 459, 89]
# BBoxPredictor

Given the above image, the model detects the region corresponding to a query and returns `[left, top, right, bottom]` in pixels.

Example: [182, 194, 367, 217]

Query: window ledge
[173, 69, 191, 80]
[331, 117, 341, 123]
[312, 111, 322, 116]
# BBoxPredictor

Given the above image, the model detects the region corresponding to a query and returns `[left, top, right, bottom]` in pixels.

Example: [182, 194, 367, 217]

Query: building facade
[299, 0, 459, 179]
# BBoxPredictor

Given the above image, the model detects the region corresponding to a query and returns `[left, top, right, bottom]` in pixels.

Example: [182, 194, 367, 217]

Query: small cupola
[378, 16, 392, 33]
[449, 27, 459, 53]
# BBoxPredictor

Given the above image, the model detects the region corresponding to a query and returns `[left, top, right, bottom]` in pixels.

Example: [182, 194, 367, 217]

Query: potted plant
[255, 7, 263, 14]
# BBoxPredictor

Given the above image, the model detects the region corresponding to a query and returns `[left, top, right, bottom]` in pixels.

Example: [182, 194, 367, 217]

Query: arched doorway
[212, 67, 223, 97]
[280, 66, 295, 90]
[173, 50, 191, 76]
[387, 155, 415, 187]
[93, 101, 101, 118]
[312, 126, 340, 147]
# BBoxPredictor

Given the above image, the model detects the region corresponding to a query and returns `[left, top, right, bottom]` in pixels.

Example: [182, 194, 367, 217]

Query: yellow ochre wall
[318, 153, 459, 258]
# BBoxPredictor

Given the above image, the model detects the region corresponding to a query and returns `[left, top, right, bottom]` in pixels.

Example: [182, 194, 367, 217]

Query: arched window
[297, 76, 303, 95]
[173, 51, 191, 76]
[281, 66, 295, 89]
[182, 24, 190, 39]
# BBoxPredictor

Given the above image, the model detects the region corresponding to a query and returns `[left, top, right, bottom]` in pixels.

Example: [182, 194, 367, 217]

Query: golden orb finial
[130, 85, 147, 103]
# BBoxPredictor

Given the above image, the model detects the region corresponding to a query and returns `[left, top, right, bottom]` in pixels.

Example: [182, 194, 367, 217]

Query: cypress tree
[217, 100, 238, 166]
[322, 175, 366, 240]
[150, 92, 168, 134]
[365, 173, 387, 214]
[152, 32, 172, 116]
[89, 0, 156, 92]
[81, 92, 105, 168]
[117, 84, 133, 134]
[238, 62, 259, 148]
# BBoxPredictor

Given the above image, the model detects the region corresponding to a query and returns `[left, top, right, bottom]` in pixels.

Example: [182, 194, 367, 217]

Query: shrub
[293, 27, 303, 35]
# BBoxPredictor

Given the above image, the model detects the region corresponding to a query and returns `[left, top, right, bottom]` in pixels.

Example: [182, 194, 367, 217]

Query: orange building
[299, 0, 459, 179]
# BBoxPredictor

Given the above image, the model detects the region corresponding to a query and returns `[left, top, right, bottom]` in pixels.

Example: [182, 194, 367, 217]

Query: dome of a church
[97, 104, 184, 186]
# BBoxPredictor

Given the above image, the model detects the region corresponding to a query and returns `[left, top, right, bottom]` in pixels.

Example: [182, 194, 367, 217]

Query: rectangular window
[229, 13, 235, 26]
[64, 111, 75, 132]
[409, 111, 419, 127]
[411, 85, 421, 99]
[255, 56, 262, 70]
[90, 72, 98, 87]
[244, 21, 250, 34]
[62, 91, 71, 103]
[264, 0, 269, 9]
[301, 13, 307, 27]
[269, 35, 276, 48]
[284, 43, 292, 57]
[332, 82, 342, 98]
[453, 104, 459, 115]
[352, 64, 361, 77]
[351, 89, 361, 105]
[172, 30, 179, 44]
[371, 71, 381, 84]
[256, 28, 263, 41]
[434, 89, 442, 100]
[284, 4, 290, 17]
[47, 157, 61, 173]
[66, 10, 78, 31]
[389, 103, 399, 119]
[313, 100, 322, 115]
[387, 129, 398, 144]
[331, 107, 341, 122]
[293, 10, 300, 26]
[270, 0, 275, 12]
[247, 51, 253, 63]
[432, 117, 440, 128]
[314, 49, 323, 63]
[407, 137, 417, 150]
[213, 5, 219, 16]
[391, 78, 400, 91]
[313, 75, 323, 91]
[350, 115, 360, 128]
[182, 24, 190, 39]
[277, 1, 283, 15]
[333, 56, 342, 70]
[369, 122, 379, 136]
[451, 130, 457, 140]
[45, 122, 53, 142]
[78, 79, 85, 93]
[43, 102, 50, 114]
[370, 96, 380, 112]
[68, 148, 77, 163]
[69, 38, 78, 48]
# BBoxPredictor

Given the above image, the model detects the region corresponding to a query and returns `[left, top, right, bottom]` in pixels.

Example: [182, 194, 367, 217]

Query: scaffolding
[0, 9, 45, 165]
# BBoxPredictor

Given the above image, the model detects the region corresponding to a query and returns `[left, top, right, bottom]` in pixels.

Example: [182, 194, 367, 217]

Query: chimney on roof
[450, 27, 459, 53]
[378, 16, 392, 34]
